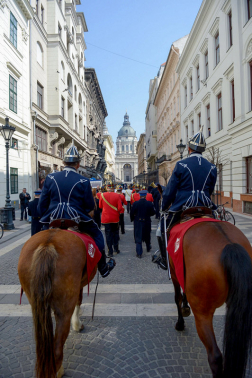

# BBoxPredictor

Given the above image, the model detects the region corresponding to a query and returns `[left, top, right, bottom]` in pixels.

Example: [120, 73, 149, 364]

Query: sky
[77, 0, 203, 146]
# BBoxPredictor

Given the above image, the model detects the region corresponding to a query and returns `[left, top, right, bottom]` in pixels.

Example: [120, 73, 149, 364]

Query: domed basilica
[115, 113, 138, 183]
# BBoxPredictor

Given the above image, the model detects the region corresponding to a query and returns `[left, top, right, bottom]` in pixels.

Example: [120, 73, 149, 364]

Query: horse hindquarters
[221, 243, 252, 378]
[30, 244, 58, 378]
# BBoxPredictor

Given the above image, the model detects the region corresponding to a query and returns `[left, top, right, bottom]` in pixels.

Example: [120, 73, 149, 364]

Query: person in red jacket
[117, 185, 127, 234]
[99, 183, 122, 257]
[142, 186, 154, 202]
[131, 186, 140, 205]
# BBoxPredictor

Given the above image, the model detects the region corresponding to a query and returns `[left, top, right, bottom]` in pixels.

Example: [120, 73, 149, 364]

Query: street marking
[0, 303, 226, 317]
[0, 284, 175, 294]
[0, 235, 30, 257]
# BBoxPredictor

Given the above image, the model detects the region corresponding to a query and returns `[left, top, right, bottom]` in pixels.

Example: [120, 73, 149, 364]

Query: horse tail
[221, 243, 252, 378]
[30, 243, 58, 378]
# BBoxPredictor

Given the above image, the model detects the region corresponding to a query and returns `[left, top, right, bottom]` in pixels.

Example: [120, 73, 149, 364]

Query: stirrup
[152, 254, 168, 271]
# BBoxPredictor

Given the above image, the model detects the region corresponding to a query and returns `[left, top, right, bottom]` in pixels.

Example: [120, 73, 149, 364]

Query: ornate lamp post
[176, 139, 186, 160]
[0, 117, 16, 230]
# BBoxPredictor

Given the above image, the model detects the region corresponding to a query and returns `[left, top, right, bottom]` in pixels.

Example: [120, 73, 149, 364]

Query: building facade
[0, 0, 33, 208]
[177, 0, 252, 214]
[115, 113, 138, 183]
[29, 0, 107, 190]
[145, 65, 164, 184]
[154, 36, 188, 186]
[103, 121, 115, 182]
[136, 133, 147, 184]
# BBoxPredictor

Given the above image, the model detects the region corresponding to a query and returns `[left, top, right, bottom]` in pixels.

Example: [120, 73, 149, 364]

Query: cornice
[200, 38, 208, 54]
[223, 63, 234, 82]
[188, 111, 194, 121]
[209, 17, 220, 37]
[6, 62, 22, 79]
[192, 54, 200, 67]
[186, 67, 193, 78]
[222, 0, 231, 15]
[211, 78, 223, 96]
[194, 102, 201, 114]
[32, 14, 48, 44]
[77, 12, 88, 32]
[16, 0, 34, 20]
[85, 68, 108, 118]
[65, 2, 78, 28]
[202, 92, 211, 106]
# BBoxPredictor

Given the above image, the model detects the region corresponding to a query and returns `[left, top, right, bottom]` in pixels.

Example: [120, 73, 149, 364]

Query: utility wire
[86, 42, 159, 69]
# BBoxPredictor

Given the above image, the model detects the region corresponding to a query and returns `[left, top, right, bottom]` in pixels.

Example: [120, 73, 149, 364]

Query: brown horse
[170, 220, 252, 378]
[18, 228, 98, 378]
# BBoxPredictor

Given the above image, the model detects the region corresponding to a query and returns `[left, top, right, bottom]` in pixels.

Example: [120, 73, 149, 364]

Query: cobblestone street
[1, 211, 252, 377]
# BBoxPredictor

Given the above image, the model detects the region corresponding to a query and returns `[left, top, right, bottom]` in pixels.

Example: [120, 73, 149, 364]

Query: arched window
[78, 93, 82, 107]
[74, 85, 77, 101]
[67, 73, 73, 95]
[61, 61, 65, 82]
[37, 42, 43, 67]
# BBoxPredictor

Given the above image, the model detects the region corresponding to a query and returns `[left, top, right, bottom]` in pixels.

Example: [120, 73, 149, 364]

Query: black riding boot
[153, 234, 168, 270]
[97, 250, 116, 278]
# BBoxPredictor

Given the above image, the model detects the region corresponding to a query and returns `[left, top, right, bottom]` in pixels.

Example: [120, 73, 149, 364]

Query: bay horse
[171, 220, 252, 378]
[18, 228, 98, 378]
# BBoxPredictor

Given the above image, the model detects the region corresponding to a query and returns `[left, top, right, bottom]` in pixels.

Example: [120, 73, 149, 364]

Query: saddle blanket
[66, 230, 102, 293]
[167, 218, 221, 291]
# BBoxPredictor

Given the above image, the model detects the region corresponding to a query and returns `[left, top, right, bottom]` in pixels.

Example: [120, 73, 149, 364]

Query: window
[75, 114, 77, 130]
[184, 85, 187, 107]
[58, 144, 64, 159]
[126, 145, 129, 152]
[36, 0, 39, 15]
[190, 77, 193, 100]
[122, 145, 124, 152]
[250, 61, 252, 110]
[10, 12, 17, 48]
[41, 5, 44, 25]
[231, 80, 235, 122]
[205, 51, 209, 79]
[130, 145, 133, 151]
[58, 23, 62, 38]
[197, 65, 200, 91]
[61, 61, 64, 81]
[11, 138, 18, 149]
[10, 168, 18, 194]
[218, 164, 223, 191]
[228, 11, 233, 48]
[185, 125, 188, 142]
[9, 75, 17, 113]
[248, 0, 252, 20]
[191, 120, 194, 136]
[218, 93, 222, 130]
[246, 156, 252, 193]
[36, 126, 47, 151]
[74, 85, 77, 101]
[215, 33, 220, 66]
[207, 104, 211, 137]
[198, 112, 201, 129]
[61, 97, 65, 118]
[37, 42, 43, 66]
[37, 82, 43, 109]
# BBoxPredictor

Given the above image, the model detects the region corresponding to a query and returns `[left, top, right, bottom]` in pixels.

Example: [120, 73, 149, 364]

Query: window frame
[228, 11, 233, 48]
[184, 85, 187, 107]
[10, 12, 17, 48]
[231, 80, 235, 123]
[37, 81, 43, 109]
[217, 92, 223, 131]
[215, 32, 220, 66]
[190, 76, 193, 101]
[191, 119, 194, 136]
[198, 112, 201, 130]
[61, 96, 65, 118]
[41, 5, 44, 25]
[35, 126, 47, 152]
[10, 168, 18, 194]
[206, 104, 211, 137]
[9, 75, 17, 113]
[11, 137, 18, 149]
[205, 51, 209, 79]
[246, 156, 252, 193]
[197, 65, 200, 91]
[248, 0, 252, 20]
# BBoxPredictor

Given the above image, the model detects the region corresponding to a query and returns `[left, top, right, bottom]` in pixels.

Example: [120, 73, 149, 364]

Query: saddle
[180, 206, 213, 222]
[49, 218, 78, 230]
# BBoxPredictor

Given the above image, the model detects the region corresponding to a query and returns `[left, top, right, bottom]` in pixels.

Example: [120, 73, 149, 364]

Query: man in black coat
[28, 190, 43, 236]
[19, 188, 31, 221]
[130, 190, 155, 258]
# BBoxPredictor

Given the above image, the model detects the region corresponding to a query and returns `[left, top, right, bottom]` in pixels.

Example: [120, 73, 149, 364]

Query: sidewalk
[0, 209, 31, 245]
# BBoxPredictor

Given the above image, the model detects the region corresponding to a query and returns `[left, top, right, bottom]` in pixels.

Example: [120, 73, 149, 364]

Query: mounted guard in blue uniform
[153, 127, 217, 270]
[37, 144, 116, 278]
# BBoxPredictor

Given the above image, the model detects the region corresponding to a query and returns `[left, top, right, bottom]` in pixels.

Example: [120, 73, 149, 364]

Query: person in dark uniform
[151, 183, 161, 219]
[19, 188, 31, 221]
[37, 144, 115, 278]
[28, 190, 43, 236]
[153, 127, 217, 270]
[130, 190, 155, 258]
[117, 185, 127, 234]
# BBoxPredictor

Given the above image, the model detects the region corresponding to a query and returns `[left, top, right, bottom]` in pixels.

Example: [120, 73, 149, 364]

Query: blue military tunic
[37, 167, 104, 251]
[162, 152, 217, 213]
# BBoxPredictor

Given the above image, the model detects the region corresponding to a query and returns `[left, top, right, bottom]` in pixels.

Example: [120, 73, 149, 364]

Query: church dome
[118, 113, 136, 137]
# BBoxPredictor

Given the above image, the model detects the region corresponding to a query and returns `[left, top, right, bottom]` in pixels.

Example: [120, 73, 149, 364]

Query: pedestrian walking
[19, 188, 31, 221]
[130, 185, 140, 205]
[99, 182, 122, 257]
[124, 186, 132, 213]
[28, 190, 43, 236]
[130, 190, 155, 258]
[117, 185, 127, 234]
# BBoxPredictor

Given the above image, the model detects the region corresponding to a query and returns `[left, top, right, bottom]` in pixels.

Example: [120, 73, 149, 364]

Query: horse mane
[30, 243, 58, 378]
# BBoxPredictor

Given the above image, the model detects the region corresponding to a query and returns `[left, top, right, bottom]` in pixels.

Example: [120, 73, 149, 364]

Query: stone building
[103, 121, 115, 182]
[29, 0, 107, 190]
[0, 0, 33, 208]
[177, 0, 252, 214]
[145, 64, 165, 185]
[115, 113, 138, 183]
[154, 36, 188, 186]
[136, 133, 147, 184]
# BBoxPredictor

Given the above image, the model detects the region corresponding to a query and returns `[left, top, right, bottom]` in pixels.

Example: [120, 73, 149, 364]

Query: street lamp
[0, 117, 16, 230]
[176, 139, 186, 160]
